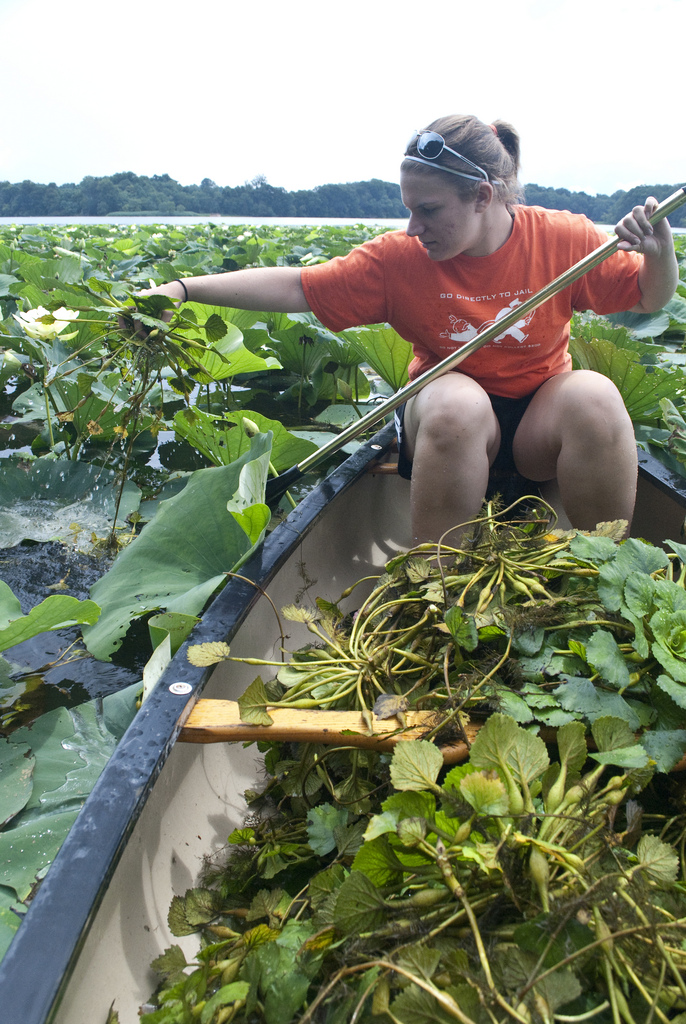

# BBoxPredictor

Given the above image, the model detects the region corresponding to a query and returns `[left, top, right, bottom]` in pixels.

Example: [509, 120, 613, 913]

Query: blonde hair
[402, 115, 523, 205]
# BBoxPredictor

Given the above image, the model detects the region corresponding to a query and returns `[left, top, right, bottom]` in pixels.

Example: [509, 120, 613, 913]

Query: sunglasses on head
[405, 130, 490, 183]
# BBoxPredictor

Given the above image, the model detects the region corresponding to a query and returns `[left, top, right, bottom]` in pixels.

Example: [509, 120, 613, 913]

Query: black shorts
[394, 391, 540, 499]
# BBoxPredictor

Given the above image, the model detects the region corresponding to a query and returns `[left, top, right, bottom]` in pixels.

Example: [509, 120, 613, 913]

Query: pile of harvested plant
[137, 500, 686, 1024]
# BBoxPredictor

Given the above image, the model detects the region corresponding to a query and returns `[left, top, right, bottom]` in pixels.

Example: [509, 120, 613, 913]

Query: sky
[1, 0, 684, 198]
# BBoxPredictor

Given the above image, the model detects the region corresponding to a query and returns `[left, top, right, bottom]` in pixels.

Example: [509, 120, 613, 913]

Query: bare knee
[406, 377, 498, 460]
[514, 371, 633, 478]
[561, 373, 632, 443]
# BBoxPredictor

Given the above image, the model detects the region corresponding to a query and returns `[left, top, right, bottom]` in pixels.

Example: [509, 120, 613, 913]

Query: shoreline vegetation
[1, 172, 684, 225]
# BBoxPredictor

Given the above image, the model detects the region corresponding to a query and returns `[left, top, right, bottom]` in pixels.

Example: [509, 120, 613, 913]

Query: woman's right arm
[140, 266, 311, 313]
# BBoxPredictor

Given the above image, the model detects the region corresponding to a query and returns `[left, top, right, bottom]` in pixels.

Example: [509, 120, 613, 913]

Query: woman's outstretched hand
[117, 280, 186, 337]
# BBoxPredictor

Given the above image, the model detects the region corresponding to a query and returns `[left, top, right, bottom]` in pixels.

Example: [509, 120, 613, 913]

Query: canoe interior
[2, 429, 686, 1024]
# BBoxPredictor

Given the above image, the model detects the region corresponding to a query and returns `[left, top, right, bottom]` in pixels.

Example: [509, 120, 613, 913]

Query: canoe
[1, 420, 685, 1024]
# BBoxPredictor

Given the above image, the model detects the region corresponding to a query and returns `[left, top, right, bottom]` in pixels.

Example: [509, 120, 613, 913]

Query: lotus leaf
[83, 435, 271, 661]
[0, 683, 139, 904]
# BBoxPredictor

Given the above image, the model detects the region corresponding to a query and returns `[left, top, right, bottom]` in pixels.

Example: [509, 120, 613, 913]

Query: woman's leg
[512, 370, 637, 532]
[403, 373, 500, 544]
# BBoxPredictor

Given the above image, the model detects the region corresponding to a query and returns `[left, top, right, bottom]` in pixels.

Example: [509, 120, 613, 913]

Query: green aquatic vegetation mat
[135, 714, 686, 1024]
[132, 503, 686, 1022]
[195, 501, 686, 770]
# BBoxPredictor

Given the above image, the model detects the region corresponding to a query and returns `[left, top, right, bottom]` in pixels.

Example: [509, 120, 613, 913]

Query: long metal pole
[267, 186, 686, 497]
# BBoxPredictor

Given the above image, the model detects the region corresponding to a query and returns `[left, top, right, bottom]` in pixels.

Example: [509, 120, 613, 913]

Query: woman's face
[400, 170, 487, 260]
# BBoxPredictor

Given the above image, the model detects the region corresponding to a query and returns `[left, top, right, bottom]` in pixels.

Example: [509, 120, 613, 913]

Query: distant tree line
[0, 173, 406, 219]
[0, 171, 683, 225]
[523, 183, 686, 227]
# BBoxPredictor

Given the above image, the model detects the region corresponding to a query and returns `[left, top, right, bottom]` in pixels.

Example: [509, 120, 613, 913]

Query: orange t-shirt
[300, 206, 642, 398]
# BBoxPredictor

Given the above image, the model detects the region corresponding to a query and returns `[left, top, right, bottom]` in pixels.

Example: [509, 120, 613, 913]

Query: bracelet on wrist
[172, 278, 189, 302]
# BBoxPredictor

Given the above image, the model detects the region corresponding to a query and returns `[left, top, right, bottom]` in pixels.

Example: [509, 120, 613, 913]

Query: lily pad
[174, 407, 316, 474]
[82, 434, 272, 661]
[0, 743, 34, 828]
[0, 683, 140, 905]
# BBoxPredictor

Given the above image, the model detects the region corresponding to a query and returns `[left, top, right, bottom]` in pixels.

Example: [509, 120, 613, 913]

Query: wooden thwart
[180, 699, 686, 772]
[179, 699, 479, 764]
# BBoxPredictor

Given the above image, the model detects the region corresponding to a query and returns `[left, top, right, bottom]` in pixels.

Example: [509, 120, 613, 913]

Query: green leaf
[0, 595, 100, 653]
[390, 983, 464, 1024]
[0, 582, 22, 628]
[569, 334, 686, 421]
[200, 982, 250, 1024]
[0, 889, 24, 961]
[640, 729, 686, 772]
[607, 307, 671, 339]
[514, 915, 593, 968]
[307, 804, 348, 856]
[167, 895, 202, 936]
[554, 677, 641, 728]
[0, 742, 34, 827]
[396, 945, 442, 981]
[202, 312, 228, 344]
[262, 967, 310, 1024]
[174, 408, 317, 474]
[623, 569, 656, 618]
[651, 610, 686, 682]
[589, 745, 650, 768]
[148, 611, 199, 655]
[364, 810, 403, 841]
[459, 771, 509, 815]
[469, 713, 549, 790]
[569, 532, 619, 565]
[591, 715, 635, 752]
[0, 684, 139, 902]
[308, 863, 346, 910]
[341, 325, 412, 391]
[228, 827, 256, 844]
[237, 677, 273, 726]
[83, 436, 272, 661]
[556, 720, 588, 774]
[636, 834, 679, 883]
[333, 870, 386, 935]
[334, 818, 366, 858]
[187, 887, 223, 926]
[444, 605, 478, 651]
[150, 943, 188, 979]
[351, 835, 404, 888]
[655, 673, 686, 710]
[598, 540, 669, 611]
[441, 761, 477, 792]
[490, 689, 535, 724]
[389, 740, 443, 792]
[230, 503, 271, 546]
[584, 629, 631, 690]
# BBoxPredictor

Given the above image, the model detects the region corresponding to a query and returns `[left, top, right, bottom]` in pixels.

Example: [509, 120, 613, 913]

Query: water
[1, 215, 682, 233]
[0, 215, 408, 228]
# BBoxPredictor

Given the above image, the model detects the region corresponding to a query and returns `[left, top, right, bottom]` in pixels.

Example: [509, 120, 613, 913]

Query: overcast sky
[1, 0, 683, 197]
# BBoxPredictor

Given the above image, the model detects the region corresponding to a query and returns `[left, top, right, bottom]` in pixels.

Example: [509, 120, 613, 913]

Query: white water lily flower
[13, 306, 79, 341]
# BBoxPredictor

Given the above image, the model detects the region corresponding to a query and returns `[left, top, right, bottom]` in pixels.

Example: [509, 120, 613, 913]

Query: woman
[141, 115, 678, 542]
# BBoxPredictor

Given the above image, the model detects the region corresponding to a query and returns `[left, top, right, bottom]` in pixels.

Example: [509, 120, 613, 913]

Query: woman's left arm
[615, 196, 679, 313]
